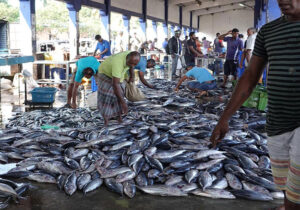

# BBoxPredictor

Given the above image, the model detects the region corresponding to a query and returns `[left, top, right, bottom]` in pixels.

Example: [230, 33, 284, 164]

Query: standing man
[218, 28, 243, 87]
[134, 58, 156, 89]
[96, 51, 140, 126]
[184, 32, 203, 67]
[174, 65, 216, 97]
[150, 38, 160, 51]
[66, 56, 100, 109]
[210, 1, 300, 210]
[213, 33, 224, 75]
[213, 33, 223, 54]
[202, 37, 211, 55]
[94, 35, 112, 58]
[239, 27, 257, 68]
[168, 30, 182, 77]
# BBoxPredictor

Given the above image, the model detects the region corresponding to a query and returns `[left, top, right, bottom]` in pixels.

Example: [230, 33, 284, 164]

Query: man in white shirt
[239, 27, 257, 68]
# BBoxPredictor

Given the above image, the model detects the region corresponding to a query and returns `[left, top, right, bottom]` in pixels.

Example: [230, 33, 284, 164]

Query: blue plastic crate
[30, 87, 57, 103]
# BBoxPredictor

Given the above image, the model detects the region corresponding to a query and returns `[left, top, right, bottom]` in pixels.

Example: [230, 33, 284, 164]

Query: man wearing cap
[168, 30, 182, 77]
[218, 28, 243, 87]
[66, 56, 100, 109]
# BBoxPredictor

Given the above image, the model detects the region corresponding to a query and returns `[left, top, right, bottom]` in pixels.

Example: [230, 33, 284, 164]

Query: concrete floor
[7, 182, 282, 210]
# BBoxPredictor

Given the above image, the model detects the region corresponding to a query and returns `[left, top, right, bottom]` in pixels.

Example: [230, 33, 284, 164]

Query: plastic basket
[30, 87, 57, 103]
[258, 91, 268, 111]
[243, 89, 260, 108]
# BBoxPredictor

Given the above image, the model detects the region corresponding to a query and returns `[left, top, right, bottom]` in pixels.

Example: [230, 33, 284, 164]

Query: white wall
[148, 0, 164, 20]
[182, 10, 189, 27]
[168, 3, 179, 24]
[111, 0, 142, 14]
[198, 9, 253, 41]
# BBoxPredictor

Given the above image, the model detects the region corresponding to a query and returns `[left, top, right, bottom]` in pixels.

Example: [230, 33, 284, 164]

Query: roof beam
[183, 0, 253, 12]
[194, 1, 254, 16]
[169, 0, 196, 5]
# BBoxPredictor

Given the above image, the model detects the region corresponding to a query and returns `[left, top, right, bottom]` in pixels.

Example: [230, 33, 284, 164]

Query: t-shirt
[246, 33, 257, 58]
[214, 38, 223, 53]
[162, 41, 168, 50]
[75, 57, 100, 83]
[185, 67, 214, 83]
[185, 39, 197, 57]
[95, 40, 112, 57]
[134, 56, 147, 73]
[224, 37, 243, 60]
[99, 51, 131, 82]
[253, 16, 300, 136]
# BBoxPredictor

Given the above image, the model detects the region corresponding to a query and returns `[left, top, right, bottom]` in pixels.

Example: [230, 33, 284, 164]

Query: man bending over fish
[174, 66, 216, 97]
[96, 51, 140, 126]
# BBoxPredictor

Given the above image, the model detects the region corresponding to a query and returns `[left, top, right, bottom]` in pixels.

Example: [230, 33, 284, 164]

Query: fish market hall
[1, 0, 297, 210]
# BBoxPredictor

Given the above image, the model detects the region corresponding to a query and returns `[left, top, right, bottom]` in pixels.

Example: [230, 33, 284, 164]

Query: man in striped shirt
[210, 1, 300, 209]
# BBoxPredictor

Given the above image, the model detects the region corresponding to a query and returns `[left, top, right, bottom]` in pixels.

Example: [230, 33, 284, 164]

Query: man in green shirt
[96, 51, 140, 126]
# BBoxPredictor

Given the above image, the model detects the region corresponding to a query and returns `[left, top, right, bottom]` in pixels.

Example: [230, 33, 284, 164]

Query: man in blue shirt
[94, 35, 111, 58]
[218, 28, 243, 87]
[134, 57, 156, 89]
[66, 56, 100, 109]
[174, 65, 216, 97]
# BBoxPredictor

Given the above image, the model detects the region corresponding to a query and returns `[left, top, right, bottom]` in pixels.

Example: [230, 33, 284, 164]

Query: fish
[192, 189, 236, 199]
[83, 178, 103, 194]
[225, 173, 242, 190]
[77, 174, 92, 190]
[64, 172, 77, 196]
[123, 180, 136, 198]
[0, 79, 274, 205]
[231, 190, 273, 201]
[137, 185, 187, 196]
[198, 171, 213, 190]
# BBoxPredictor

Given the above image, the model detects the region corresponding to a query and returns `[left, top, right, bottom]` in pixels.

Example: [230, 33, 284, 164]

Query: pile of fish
[0, 79, 282, 208]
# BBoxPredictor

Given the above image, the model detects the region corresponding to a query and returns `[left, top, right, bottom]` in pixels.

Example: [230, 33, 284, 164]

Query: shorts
[224, 60, 237, 76]
[267, 127, 300, 204]
[184, 55, 195, 67]
[187, 81, 216, 91]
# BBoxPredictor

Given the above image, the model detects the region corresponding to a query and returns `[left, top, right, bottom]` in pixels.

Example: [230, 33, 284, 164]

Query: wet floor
[6, 182, 282, 210]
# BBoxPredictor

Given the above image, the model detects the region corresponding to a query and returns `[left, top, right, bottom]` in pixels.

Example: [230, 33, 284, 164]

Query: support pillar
[99, 10, 110, 42]
[163, 23, 168, 38]
[152, 21, 157, 38]
[123, 15, 130, 51]
[139, 18, 147, 41]
[67, 3, 80, 60]
[19, 0, 36, 70]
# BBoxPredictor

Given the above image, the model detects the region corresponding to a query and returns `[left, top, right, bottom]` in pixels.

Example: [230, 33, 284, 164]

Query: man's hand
[128, 76, 134, 83]
[239, 62, 243, 69]
[210, 119, 229, 148]
[121, 101, 128, 115]
[174, 87, 179, 92]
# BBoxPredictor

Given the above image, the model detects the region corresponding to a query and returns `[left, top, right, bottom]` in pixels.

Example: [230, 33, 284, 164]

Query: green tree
[0, 2, 19, 23]
[79, 6, 102, 38]
[36, 0, 69, 38]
